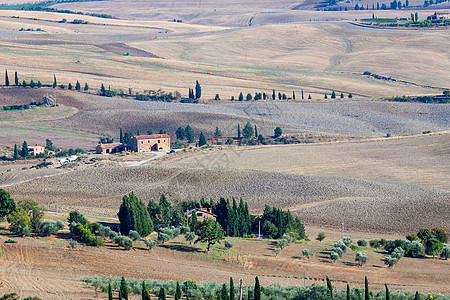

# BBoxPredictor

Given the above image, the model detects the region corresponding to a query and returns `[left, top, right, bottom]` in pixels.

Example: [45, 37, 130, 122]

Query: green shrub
[128, 230, 141, 241]
[357, 239, 367, 247]
[342, 236, 352, 246]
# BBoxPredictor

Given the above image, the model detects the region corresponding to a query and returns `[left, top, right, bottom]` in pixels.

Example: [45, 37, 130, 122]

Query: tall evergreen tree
[331, 91, 336, 99]
[176, 127, 186, 140]
[364, 276, 369, 300]
[199, 131, 207, 146]
[53, 75, 57, 88]
[301, 89, 304, 99]
[237, 124, 241, 140]
[272, 89, 276, 100]
[84, 82, 89, 91]
[214, 126, 222, 139]
[254, 125, 258, 138]
[229, 277, 235, 300]
[195, 80, 201, 99]
[175, 282, 182, 300]
[254, 277, 261, 300]
[347, 284, 350, 300]
[75, 80, 81, 90]
[414, 291, 420, 300]
[243, 121, 254, 139]
[68, 83, 72, 90]
[158, 287, 166, 300]
[185, 125, 195, 143]
[13, 144, 18, 160]
[20, 141, 28, 158]
[292, 91, 295, 100]
[239, 92, 244, 101]
[108, 283, 113, 300]
[385, 284, 390, 300]
[5, 69, 9, 86]
[326, 276, 333, 299]
[14, 71, 18, 86]
[221, 283, 230, 300]
[142, 281, 151, 300]
[120, 277, 128, 300]
[120, 128, 124, 144]
[118, 192, 153, 236]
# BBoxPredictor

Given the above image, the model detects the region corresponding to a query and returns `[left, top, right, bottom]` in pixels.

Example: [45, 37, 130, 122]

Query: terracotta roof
[132, 134, 170, 140]
[97, 143, 123, 149]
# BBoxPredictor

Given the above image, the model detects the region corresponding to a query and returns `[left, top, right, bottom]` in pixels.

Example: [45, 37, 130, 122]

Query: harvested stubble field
[1, 8, 449, 101]
[1, 223, 449, 299]
[1, 88, 448, 149]
[4, 164, 449, 235]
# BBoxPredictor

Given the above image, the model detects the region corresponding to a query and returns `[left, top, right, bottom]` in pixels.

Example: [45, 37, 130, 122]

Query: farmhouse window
[158, 140, 160, 143]
[197, 213, 203, 216]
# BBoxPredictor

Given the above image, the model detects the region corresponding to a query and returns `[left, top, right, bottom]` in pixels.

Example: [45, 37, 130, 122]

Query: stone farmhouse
[185, 207, 217, 222]
[96, 134, 170, 154]
[28, 144, 45, 156]
[427, 11, 450, 20]
[129, 134, 170, 152]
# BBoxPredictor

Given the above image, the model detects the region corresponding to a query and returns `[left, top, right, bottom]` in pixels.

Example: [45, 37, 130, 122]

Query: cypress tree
[118, 192, 153, 236]
[53, 75, 57, 88]
[195, 80, 201, 99]
[331, 91, 336, 98]
[230, 277, 235, 300]
[185, 125, 195, 143]
[324, 94, 328, 99]
[254, 277, 261, 300]
[20, 141, 28, 158]
[84, 83, 89, 91]
[108, 283, 113, 300]
[14, 71, 18, 86]
[75, 80, 81, 90]
[326, 276, 333, 299]
[385, 284, 390, 300]
[414, 291, 420, 300]
[199, 131, 207, 146]
[13, 144, 18, 160]
[175, 282, 182, 300]
[272, 89, 275, 100]
[120, 128, 124, 144]
[364, 276, 369, 300]
[308, 94, 311, 99]
[340, 92, 344, 98]
[347, 284, 350, 300]
[68, 83, 72, 90]
[292, 91, 295, 100]
[22, 80, 26, 87]
[120, 277, 128, 300]
[302, 89, 304, 99]
[221, 283, 230, 300]
[5, 69, 9, 86]
[237, 124, 241, 139]
[158, 287, 166, 300]
[142, 281, 151, 300]
[254, 125, 258, 138]
[239, 92, 243, 101]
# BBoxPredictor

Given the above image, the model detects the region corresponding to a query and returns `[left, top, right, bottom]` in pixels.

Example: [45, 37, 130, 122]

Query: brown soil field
[1, 1, 449, 297]
[168, 132, 450, 190]
[3, 164, 449, 235]
[0, 221, 449, 299]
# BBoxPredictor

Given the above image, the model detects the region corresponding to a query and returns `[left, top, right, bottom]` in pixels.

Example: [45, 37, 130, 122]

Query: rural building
[28, 144, 45, 156]
[96, 143, 128, 154]
[129, 134, 170, 152]
[185, 207, 217, 222]
[427, 11, 450, 20]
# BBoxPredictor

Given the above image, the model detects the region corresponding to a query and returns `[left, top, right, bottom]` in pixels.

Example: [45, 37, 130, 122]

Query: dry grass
[0, 10, 448, 101]
[169, 133, 450, 189]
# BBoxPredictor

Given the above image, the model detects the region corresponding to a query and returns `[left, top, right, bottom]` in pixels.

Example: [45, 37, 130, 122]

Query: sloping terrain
[5, 165, 449, 234]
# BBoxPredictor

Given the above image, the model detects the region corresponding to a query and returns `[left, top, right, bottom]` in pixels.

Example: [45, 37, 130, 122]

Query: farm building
[427, 11, 450, 20]
[96, 143, 128, 154]
[28, 144, 45, 156]
[185, 207, 217, 222]
[129, 134, 170, 152]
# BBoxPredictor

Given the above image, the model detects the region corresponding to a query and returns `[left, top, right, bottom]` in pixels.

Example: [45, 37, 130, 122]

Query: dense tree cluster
[118, 192, 153, 236]
[259, 205, 306, 240]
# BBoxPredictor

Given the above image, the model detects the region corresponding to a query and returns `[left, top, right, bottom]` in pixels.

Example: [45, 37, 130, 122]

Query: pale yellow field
[0, 9, 448, 101]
